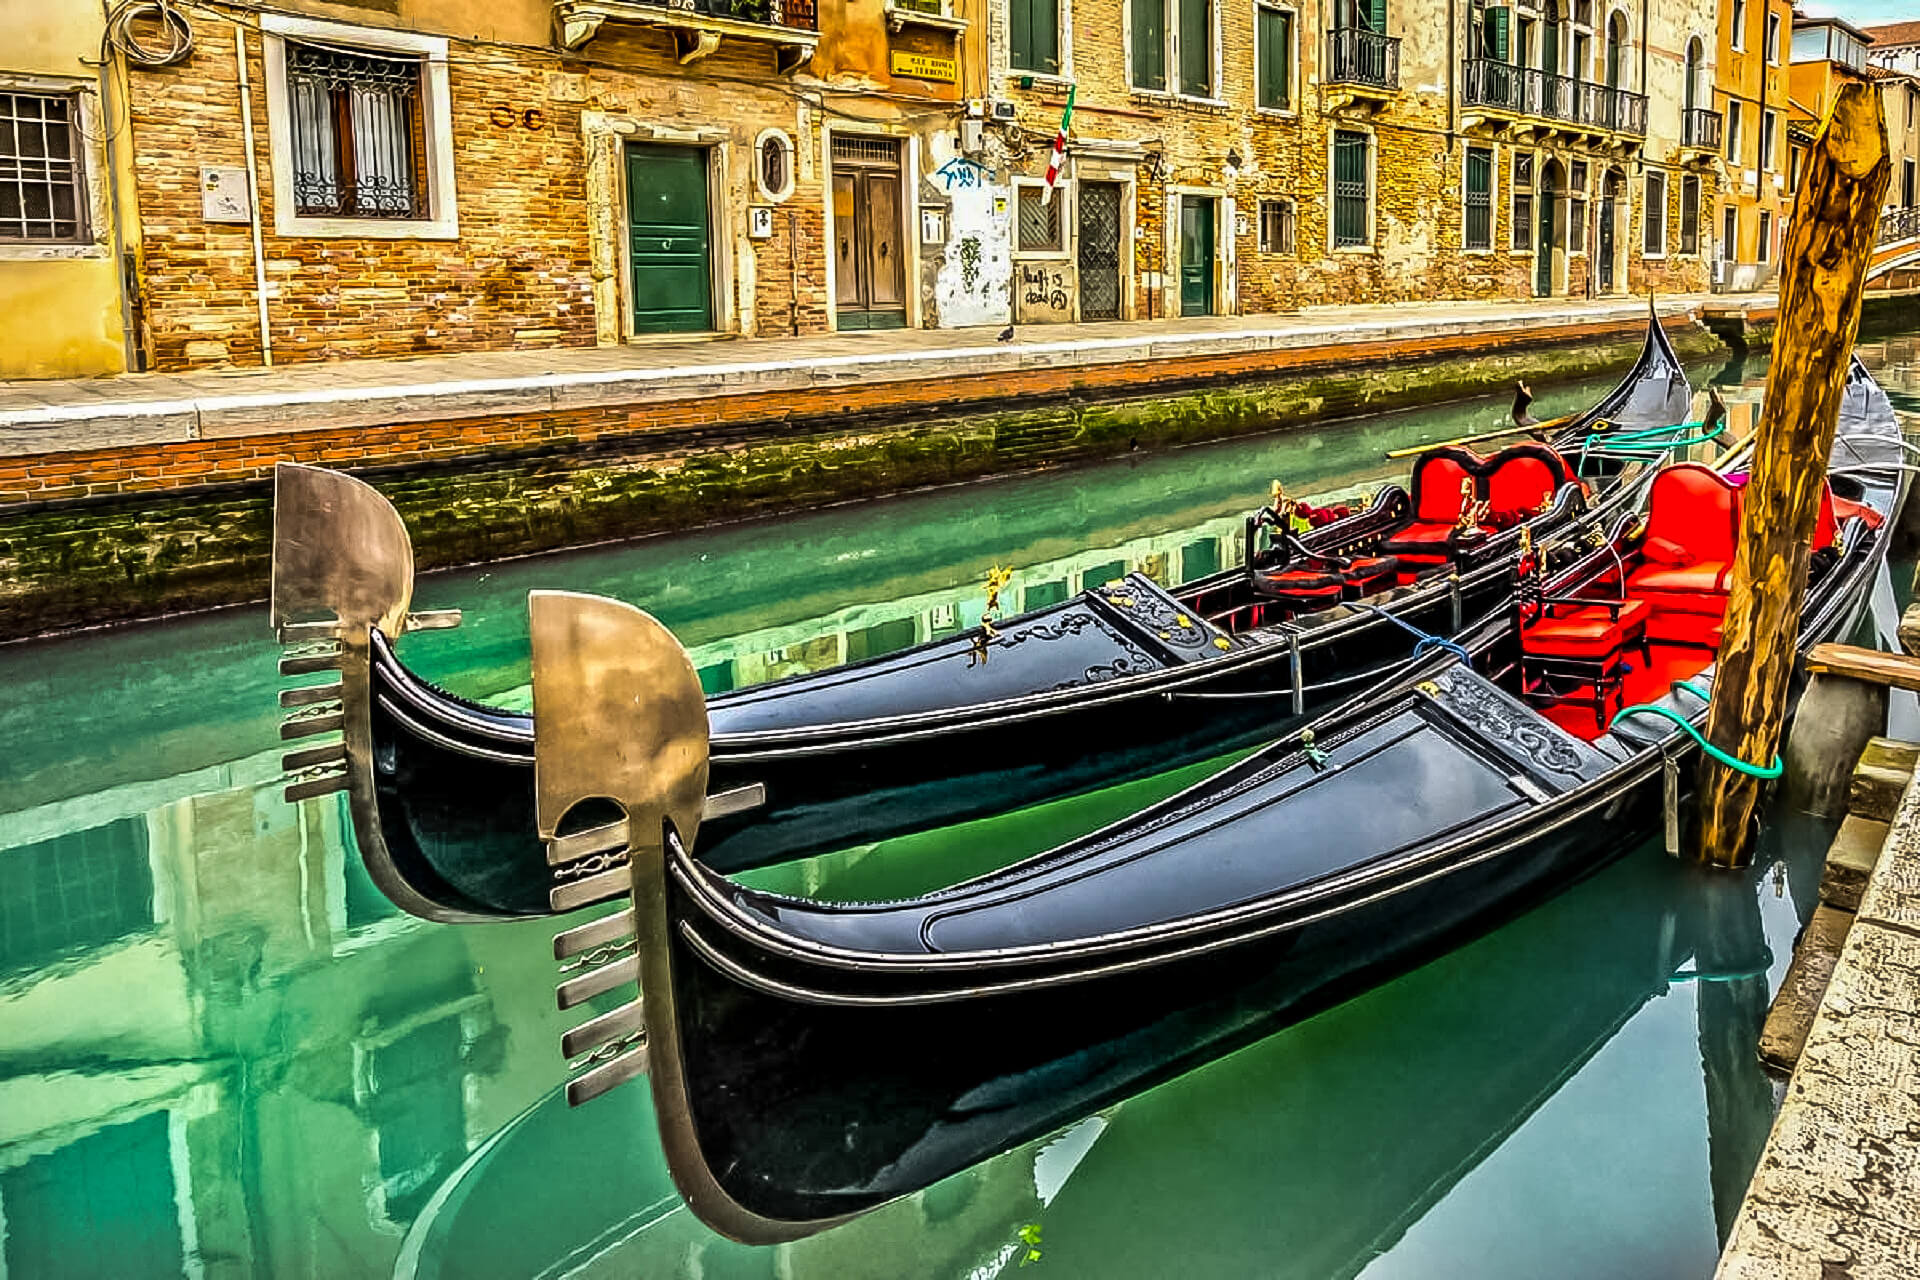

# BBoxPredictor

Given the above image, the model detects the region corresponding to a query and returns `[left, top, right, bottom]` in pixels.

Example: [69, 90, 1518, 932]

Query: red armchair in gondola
[1517, 562, 1652, 730]
[1247, 485, 1400, 608]
[1379, 444, 1579, 571]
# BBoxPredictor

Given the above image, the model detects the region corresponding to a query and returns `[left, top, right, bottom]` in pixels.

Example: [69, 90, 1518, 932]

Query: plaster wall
[0, 1, 133, 377]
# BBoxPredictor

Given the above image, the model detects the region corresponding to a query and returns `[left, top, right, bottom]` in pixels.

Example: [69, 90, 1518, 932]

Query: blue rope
[1607, 679, 1783, 779]
[1355, 603, 1470, 662]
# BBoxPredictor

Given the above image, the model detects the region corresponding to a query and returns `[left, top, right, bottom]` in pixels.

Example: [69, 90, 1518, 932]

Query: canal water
[2, 336, 1916, 1280]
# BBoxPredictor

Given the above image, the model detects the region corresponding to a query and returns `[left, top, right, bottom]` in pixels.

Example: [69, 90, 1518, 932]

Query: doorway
[831, 135, 907, 331]
[625, 143, 713, 335]
[1179, 195, 1215, 317]
[1078, 181, 1123, 320]
[1535, 163, 1560, 297]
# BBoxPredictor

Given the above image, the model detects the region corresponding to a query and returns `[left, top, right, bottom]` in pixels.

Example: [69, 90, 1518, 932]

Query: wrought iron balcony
[1683, 107, 1723, 150]
[1881, 206, 1920, 244]
[554, 0, 819, 70]
[1459, 59, 1646, 138]
[1325, 28, 1401, 92]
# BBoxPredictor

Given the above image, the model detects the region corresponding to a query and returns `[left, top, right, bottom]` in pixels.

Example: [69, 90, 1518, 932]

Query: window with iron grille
[1332, 130, 1370, 248]
[1259, 198, 1295, 253]
[1679, 174, 1699, 253]
[1464, 146, 1493, 250]
[1569, 159, 1588, 192]
[1642, 170, 1665, 255]
[1569, 195, 1586, 253]
[0, 92, 86, 243]
[1017, 185, 1062, 252]
[286, 41, 427, 219]
[1511, 150, 1533, 251]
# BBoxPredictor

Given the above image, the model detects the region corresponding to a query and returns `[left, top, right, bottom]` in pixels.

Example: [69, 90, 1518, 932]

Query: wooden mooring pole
[1694, 80, 1891, 868]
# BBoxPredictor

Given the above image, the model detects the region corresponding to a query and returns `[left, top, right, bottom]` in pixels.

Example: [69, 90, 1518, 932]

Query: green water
[1, 339, 1916, 1280]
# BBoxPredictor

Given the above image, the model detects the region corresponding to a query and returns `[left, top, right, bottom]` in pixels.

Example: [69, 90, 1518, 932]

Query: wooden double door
[832, 136, 907, 331]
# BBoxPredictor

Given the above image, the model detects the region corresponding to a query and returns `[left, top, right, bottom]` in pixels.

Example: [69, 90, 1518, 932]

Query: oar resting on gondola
[523, 360, 1902, 1245]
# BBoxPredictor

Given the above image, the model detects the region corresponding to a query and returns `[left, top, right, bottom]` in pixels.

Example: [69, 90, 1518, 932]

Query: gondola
[272, 314, 1695, 922]
[521, 359, 1901, 1243]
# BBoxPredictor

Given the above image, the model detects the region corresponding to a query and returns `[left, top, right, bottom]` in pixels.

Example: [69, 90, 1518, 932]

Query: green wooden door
[625, 144, 712, 335]
[1179, 196, 1214, 317]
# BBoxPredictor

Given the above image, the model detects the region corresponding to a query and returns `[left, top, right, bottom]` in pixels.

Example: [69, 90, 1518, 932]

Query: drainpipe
[234, 26, 273, 366]
[95, 57, 140, 371]
[1447, 0, 1457, 144]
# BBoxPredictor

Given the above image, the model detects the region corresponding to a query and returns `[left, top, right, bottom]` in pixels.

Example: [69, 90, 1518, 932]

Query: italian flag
[1043, 84, 1076, 202]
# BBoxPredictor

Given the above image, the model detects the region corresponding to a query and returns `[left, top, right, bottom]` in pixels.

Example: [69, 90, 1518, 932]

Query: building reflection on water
[0, 340, 1910, 1278]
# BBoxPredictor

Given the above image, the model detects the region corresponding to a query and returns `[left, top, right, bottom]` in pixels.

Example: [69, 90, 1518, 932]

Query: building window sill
[274, 214, 460, 241]
[1255, 105, 1298, 119]
[0, 241, 109, 261]
[885, 3, 967, 33]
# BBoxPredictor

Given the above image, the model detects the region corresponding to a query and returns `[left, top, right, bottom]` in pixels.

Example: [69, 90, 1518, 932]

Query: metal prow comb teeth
[531, 589, 712, 1107]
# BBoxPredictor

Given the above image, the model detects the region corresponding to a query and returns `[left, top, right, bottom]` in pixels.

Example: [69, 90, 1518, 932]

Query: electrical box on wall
[965, 99, 987, 119]
[989, 100, 1018, 122]
[960, 120, 984, 154]
[749, 207, 774, 238]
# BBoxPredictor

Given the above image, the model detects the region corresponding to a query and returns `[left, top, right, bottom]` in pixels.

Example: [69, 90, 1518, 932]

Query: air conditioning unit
[989, 99, 1019, 122]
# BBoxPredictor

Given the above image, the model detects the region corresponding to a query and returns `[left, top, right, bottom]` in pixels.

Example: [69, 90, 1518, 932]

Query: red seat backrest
[1813, 483, 1837, 551]
[1486, 456, 1560, 518]
[1645, 463, 1740, 564]
[1412, 451, 1480, 523]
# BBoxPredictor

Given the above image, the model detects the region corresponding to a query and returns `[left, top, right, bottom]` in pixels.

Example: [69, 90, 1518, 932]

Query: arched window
[1609, 13, 1630, 89]
[755, 130, 794, 202]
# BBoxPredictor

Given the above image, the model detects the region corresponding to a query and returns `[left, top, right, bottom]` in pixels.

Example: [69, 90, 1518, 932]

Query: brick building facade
[1, 0, 1722, 376]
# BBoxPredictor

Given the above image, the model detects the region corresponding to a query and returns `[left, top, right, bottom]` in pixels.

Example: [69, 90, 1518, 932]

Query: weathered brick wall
[124, 8, 834, 371]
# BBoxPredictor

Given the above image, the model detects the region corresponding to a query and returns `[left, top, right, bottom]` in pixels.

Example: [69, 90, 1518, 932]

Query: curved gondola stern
[530, 589, 843, 1244]
[270, 463, 484, 923]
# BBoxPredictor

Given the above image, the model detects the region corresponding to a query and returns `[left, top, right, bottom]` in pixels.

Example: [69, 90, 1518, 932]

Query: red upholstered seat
[1486, 456, 1560, 523]
[1627, 564, 1733, 601]
[1624, 463, 1741, 622]
[1523, 599, 1651, 660]
[1412, 453, 1479, 523]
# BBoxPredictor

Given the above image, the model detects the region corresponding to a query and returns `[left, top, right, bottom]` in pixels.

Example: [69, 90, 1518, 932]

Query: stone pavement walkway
[0, 292, 1767, 458]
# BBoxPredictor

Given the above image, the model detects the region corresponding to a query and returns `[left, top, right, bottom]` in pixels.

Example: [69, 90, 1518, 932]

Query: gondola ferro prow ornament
[270, 463, 482, 924]
[532, 590, 708, 1105]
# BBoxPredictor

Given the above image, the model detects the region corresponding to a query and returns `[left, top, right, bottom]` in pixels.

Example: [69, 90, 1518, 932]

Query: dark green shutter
[1367, 0, 1386, 34]
[1012, 0, 1057, 72]
[1179, 0, 1210, 95]
[1258, 6, 1291, 108]
[1488, 5, 1509, 59]
[1133, 0, 1166, 89]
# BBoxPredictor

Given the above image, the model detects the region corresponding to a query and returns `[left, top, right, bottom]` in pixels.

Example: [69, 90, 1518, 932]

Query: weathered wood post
[1694, 80, 1891, 868]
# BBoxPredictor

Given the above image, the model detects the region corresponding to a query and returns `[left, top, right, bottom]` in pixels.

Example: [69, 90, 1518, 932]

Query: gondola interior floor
[1534, 642, 1718, 741]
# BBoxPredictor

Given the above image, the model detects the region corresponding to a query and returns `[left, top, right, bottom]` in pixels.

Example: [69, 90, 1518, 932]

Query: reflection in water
[0, 338, 1913, 1279]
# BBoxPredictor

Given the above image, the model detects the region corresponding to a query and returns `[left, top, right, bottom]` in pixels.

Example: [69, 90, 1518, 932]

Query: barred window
[1511, 150, 1533, 252]
[1, 92, 86, 243]
[1017, 185, 1062, 252]
[286, 42, 427, 219]
[1464, 146, 1492, 250]
[1258, 198, 1295, 253]
[1332, 130, 1370, 248]
[1569, 195, 1586, 253]
[1569, 159, 1588, 192]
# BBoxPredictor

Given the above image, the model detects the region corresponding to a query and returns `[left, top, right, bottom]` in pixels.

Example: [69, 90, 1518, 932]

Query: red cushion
[1644, 463, 1741, 567]
[1380, 521, 1471, 554]
[1832, 494, 1884, 529]
[1525, 599, 1650, 660]
[1486, 456, 1559, 518]
[1413, 454, 1479, 523]
[1628, 561, 1732, 600]
[1257, 568, 1343, 591]
[1642, 536, 1694, 566]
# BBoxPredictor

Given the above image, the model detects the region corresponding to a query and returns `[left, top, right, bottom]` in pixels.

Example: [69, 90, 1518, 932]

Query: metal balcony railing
[650, 0, 818, 29]
[1880, 206, 1920, 244]
[1326, 28, 1401, 91]
[1683, 107, 1723, 150]
[1460, 59, 1647, 137]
